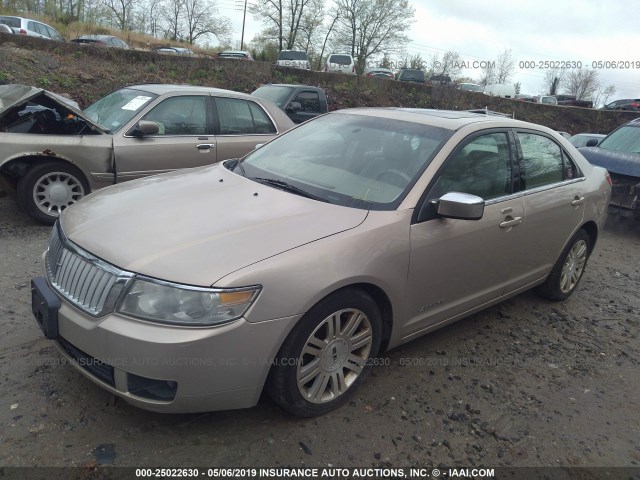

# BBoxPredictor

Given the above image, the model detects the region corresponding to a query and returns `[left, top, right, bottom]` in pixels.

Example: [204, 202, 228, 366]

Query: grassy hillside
[0, 33, 637, 135]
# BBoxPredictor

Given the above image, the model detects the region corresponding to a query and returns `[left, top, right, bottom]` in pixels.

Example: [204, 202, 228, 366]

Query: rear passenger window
[518, 133, 579, 189]
[215, 98, 276, 134]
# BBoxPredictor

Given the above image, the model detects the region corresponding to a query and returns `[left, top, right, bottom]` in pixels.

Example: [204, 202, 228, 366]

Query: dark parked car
[579, 118, 640, 217]
[428, 74, 453, 86]
[601, 99, 640, 111]
[397, 68, 425, 83]
[71, 34, 129, 49]
[363, 67, 394, 79]
[569, 133, 606, 148]
[458, 83, 483, 92]
[252, 84, 328, 124]
[515, 94, 536, 103]
[555, 95, 593, 109]
[153, 46, 195, 56]
[217, 50, 253, 60]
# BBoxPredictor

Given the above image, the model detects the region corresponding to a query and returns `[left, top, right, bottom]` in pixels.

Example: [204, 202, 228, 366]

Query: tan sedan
[0, 83, 294, 224]
[31, 108, 610, 416]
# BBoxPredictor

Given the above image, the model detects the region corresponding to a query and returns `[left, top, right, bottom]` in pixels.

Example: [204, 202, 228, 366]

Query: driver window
[430, 132, 512, 201]
[141, 96, 207, 135]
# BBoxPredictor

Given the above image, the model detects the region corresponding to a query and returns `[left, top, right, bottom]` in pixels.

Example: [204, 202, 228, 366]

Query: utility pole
[236, 0, 248, 50]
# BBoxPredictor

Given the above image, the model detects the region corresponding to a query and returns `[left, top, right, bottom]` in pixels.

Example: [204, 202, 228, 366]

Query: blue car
[579, 118, 640, 217]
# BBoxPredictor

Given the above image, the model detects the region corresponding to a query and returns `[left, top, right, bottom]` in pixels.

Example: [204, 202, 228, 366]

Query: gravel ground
[1, 193, 639, 470]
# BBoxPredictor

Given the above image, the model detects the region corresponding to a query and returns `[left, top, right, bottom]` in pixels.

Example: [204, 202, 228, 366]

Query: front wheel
[536, 229, 591, 301]
[17, 162, 90, 225]
[267, 289, 382, 417]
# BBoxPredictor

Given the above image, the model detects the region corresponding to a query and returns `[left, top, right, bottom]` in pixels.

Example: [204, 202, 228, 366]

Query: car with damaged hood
[0, 83, 294, 224]
[31, 108, 610, 417]
[579, 118, 640, 218]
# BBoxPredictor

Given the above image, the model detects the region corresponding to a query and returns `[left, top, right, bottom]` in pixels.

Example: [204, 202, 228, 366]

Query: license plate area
[31, 277, 61, 340]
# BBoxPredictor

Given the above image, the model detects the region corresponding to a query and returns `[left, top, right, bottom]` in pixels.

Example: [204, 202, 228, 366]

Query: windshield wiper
[251, 177, 326, 202]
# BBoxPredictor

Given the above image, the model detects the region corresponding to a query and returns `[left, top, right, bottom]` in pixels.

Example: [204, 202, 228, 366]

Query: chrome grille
[46, 223, 133, 316]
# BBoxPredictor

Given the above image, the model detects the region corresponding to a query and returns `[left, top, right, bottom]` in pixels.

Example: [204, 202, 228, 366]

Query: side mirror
[434, 192, 484, 220]
[286, 101, 302, 113]
[585, 138, 599, 147]
[254, 143, 264, 150]
[131, 120, 160, 137]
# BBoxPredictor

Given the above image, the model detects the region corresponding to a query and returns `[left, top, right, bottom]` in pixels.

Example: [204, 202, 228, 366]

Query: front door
[404, 131, 524, 338]
[113, 95, 215, 181]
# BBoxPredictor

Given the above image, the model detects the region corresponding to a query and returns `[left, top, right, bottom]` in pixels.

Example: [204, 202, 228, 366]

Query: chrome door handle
[196, 144, 215, 150]
[499, 216, 522, 228]
[571, 196, 585, 206]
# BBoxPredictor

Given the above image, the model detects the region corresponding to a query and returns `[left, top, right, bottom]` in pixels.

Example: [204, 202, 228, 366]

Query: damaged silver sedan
[0, 84, 294, 224]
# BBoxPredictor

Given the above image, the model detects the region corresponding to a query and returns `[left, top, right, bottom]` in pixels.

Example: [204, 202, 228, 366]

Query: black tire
[535, 229, 591, 301]
[17, 161, 90, 225]
[267, 288, 382, 417]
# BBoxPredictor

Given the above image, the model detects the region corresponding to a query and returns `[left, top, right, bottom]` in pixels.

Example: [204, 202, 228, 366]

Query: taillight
[631, 103, 639, 107]
[605, 172, 612, 186]
[19, 28, 27, 34]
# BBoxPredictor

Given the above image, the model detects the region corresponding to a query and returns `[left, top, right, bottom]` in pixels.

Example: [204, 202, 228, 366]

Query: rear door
[211, 96, 279, 160]
[112, 93, 215, 181]
[505, 130, 587, 291]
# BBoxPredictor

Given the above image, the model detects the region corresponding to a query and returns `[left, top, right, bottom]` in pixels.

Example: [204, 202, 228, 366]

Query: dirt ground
[0, 192, 639, 470]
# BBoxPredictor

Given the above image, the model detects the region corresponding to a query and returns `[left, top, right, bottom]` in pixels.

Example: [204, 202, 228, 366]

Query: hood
[61, 163, 368, 286]
[0, 84, 108, 133]
[579, 146, 640, 177]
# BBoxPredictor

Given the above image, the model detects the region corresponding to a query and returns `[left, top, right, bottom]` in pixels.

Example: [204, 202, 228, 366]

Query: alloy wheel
[296, 308, 373, 404]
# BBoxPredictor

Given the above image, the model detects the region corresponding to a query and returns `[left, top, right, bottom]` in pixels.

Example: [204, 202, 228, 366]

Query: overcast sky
[221, 0, 639, 100]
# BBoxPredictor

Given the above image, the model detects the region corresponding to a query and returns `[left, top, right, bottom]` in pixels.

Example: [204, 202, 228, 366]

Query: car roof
[125, 83, 258, 99]
[260, 84, 310, 88]
[335, 107, 542, 131]
[77, 34, 116, 39]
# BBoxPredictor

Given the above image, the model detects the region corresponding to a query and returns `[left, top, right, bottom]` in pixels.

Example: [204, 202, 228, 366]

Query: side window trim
[412, 128, 518, 224]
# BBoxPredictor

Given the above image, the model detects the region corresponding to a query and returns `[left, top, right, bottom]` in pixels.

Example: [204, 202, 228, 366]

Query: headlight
[117, 278, 261, 326]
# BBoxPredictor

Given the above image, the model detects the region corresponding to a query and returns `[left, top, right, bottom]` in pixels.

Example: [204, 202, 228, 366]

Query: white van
[325, 53, 356, 75]
[483, 84, 516, 99]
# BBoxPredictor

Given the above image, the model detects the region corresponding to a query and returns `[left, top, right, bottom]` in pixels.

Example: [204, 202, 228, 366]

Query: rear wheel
[17, 162, 89, 225]
[536, 229, 591, 301]
[267, 289, 382, 417]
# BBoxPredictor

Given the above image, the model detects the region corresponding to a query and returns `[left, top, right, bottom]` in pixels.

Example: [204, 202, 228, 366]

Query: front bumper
[45, 291, 300, 413]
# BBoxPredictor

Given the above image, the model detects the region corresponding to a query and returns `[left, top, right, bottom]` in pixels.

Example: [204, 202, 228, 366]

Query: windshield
[0, 16, 20, 28]
[400, 70, 425, 81]
[252, 85, 293, 107]
[240, 113, 451, 210]
[83, 88, 157, 132]
[598, 125, 640, 154]
[329, 55, 352, 65]
[278, 51, 308, 61]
